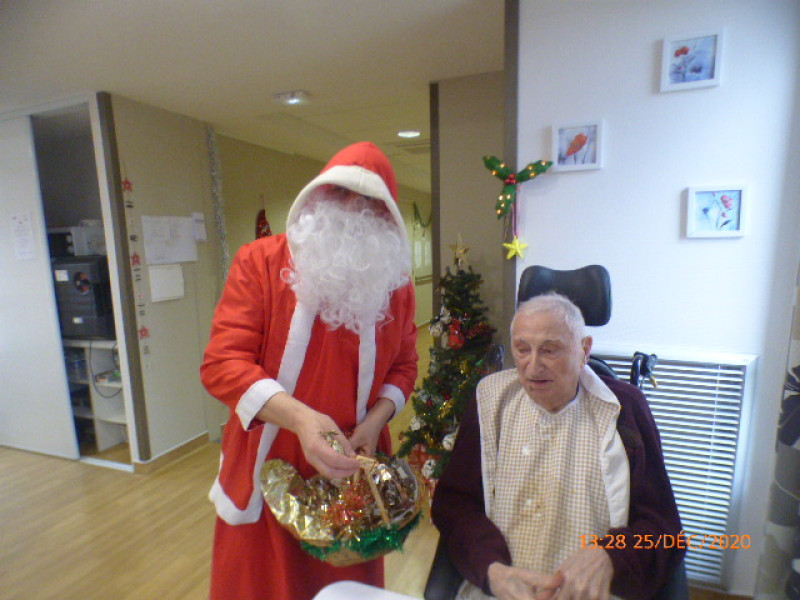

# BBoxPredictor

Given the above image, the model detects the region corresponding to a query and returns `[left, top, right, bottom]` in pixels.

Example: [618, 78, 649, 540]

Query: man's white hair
[512, 292, 586, 341]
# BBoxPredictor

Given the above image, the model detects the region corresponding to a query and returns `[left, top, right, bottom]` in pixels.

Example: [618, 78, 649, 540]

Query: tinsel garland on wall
[206, 125, 231, 281]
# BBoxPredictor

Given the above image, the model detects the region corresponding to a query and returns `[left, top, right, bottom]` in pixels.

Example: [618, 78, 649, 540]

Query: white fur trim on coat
[357, 329, 377, 423]
[211, 422, 280, 525]
[236, 378, 286, 430]
[378, 383, 405, 417]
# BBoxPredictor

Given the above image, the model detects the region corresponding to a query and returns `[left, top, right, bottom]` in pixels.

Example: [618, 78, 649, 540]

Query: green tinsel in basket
[301, 513, 421, 562]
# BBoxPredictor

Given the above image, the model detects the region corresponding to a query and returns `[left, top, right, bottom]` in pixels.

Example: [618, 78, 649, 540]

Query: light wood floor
[0, 325, 738, 600]
[0, 442, 437, 600]
[0, 328, 437, 600]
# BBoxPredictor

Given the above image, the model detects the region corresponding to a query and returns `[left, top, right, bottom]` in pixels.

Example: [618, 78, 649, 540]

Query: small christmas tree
[398, 241, 503, 490]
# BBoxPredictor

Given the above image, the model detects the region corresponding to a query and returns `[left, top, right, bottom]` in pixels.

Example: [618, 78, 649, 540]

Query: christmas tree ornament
[483, 155, 552, 219]
[448, 319, 466, 349]
[502, 236, 529, 260]
[255, 207, 272, 239]
[398, 242, 503, 493]
[449, 233, 470, 269]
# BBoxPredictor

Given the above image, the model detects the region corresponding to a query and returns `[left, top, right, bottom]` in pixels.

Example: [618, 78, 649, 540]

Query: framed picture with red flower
[686, 184, 747, 238]
[661, 29, 724, 92]
[551, 120, 604, 172]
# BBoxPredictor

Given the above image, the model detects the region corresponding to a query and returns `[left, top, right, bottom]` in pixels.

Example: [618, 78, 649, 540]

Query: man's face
[511, 310, 592, 412]
[326, 185, 391, 218]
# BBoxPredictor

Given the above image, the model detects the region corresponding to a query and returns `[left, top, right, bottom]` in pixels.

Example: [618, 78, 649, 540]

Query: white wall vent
[592, 347, 758, 589]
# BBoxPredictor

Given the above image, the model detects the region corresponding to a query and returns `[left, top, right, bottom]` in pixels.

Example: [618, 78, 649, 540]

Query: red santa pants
[210, 505, 384, 600]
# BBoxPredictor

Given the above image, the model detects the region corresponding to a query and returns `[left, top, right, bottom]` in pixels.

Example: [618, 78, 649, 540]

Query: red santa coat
[200, 142, 418, 600]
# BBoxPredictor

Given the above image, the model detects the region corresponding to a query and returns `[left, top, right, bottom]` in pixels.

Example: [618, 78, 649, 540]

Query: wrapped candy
[261, 453, 423, 566]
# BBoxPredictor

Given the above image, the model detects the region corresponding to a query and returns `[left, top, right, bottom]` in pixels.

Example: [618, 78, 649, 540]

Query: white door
[0, 116, 80, 458]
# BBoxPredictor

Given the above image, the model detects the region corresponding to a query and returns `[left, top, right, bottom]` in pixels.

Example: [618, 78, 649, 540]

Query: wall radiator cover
[592, 347, 757, 588]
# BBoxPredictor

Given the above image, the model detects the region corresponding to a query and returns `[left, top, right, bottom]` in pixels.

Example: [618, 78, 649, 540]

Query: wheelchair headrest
[517, 264, 611, 326]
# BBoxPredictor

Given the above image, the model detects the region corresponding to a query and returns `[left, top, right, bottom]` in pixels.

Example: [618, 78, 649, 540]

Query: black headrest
[517, 265, 611, 326]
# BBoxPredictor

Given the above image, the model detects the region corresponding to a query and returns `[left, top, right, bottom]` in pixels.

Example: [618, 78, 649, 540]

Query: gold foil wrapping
[261, 455, 423, 564]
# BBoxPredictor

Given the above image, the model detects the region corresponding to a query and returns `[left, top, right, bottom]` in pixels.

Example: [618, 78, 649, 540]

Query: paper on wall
[141, 215, 197, 264]
[148, 264, 184, 302]
[11, 212, 36, 261]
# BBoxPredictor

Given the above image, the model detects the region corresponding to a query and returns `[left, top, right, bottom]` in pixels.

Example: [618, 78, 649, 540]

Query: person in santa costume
[201, 141, 418, 600]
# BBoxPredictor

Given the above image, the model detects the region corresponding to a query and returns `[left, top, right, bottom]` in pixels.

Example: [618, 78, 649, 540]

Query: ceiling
[0, 1, 505, 193]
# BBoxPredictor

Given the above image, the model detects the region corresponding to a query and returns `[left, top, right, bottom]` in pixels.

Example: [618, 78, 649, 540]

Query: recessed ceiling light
[272, 90, 309, 106]
[397, 130, 421, 138]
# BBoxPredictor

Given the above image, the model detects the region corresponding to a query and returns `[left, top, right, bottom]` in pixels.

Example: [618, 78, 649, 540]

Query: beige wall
[437, 71, 506, 336]
[217, 135, 433, 325]
[217, 136, 323, 256]
[110, 94, 222, 456]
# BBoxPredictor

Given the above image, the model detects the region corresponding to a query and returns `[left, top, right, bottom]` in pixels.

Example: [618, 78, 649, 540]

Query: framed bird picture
[552, 121, 604, 172]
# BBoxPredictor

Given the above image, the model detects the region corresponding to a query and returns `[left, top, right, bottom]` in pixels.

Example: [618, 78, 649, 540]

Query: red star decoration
[138, 326, 150, 339]
[122, 178, 133, 192]
[131, 252, 141, 266]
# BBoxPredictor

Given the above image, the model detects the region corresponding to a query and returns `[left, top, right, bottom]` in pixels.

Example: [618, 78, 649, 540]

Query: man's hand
[488, 562, 564, 600]
[293, 410, 360, 479]
[256, 392, 360, 479]
[553, 547, 613, 600]
[348, 397, 395, 456]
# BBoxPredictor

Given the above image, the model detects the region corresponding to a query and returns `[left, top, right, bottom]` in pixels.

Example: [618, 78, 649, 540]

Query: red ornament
[122, 178, 133, 192]
[256, 209, 272, 239]
[448, 319, 466, 349]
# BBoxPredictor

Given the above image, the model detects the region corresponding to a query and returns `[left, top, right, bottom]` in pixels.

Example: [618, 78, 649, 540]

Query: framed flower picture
[661, 29, 724, 92]
[686, 185, 747, 238]
[552, 121, 603, 172]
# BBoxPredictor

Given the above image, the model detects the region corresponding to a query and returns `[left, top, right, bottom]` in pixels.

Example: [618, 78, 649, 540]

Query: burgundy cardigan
[431, 375, 685, 599]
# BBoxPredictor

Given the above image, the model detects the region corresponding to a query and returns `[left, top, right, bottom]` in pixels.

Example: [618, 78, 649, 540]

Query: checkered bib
[457, 369, 621, 600]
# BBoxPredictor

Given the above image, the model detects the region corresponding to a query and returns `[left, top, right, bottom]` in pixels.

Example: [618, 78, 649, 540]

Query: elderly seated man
[432, 292, 685, 600]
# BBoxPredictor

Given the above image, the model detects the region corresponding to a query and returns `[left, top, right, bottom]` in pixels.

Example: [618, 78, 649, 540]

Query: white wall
[516, 0, 800, 594]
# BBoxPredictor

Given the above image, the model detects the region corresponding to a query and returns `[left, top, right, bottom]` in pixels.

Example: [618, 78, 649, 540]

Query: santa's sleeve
[379, 281, 418, 415]
[200, 243, 284, 429]
[432, 396, 512, 595]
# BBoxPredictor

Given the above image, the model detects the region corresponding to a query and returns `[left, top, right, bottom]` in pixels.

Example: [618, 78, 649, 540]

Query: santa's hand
[553, 547, 613, 600]
[348, 397, 396, 456]
[295, 411, 360, 479]
[255, 392, 359, 479]
[488, 562, 564, 600]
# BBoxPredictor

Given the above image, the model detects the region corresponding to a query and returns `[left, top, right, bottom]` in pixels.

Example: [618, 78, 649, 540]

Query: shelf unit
[62, 338, 127, 452]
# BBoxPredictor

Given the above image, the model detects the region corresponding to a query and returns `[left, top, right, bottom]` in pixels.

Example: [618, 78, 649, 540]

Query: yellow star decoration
[502, 236, 529, 260]
[450, 234, 470, 269]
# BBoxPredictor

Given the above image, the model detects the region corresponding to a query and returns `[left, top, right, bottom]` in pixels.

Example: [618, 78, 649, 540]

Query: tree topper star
[502, 236, 529, 260]
[450, 234, 470, 269]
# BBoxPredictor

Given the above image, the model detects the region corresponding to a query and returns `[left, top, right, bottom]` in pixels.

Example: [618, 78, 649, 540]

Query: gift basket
[261, 452, 424, 566]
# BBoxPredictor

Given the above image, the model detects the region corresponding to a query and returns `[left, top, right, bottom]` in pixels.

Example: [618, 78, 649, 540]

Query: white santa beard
[285, 200, 411, 334]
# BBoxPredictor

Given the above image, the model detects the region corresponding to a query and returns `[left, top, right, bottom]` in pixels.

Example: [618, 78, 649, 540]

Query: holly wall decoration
[483, 155, 553, 260]
[483, 155, 552, 218]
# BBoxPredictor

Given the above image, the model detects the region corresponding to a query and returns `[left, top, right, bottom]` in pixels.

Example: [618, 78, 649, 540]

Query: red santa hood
[285, 141, 406, 240]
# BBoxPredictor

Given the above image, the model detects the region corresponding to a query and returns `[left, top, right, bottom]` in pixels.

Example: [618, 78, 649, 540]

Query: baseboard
[690, 586, 751, 600]
[133, 433, 208, 474]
